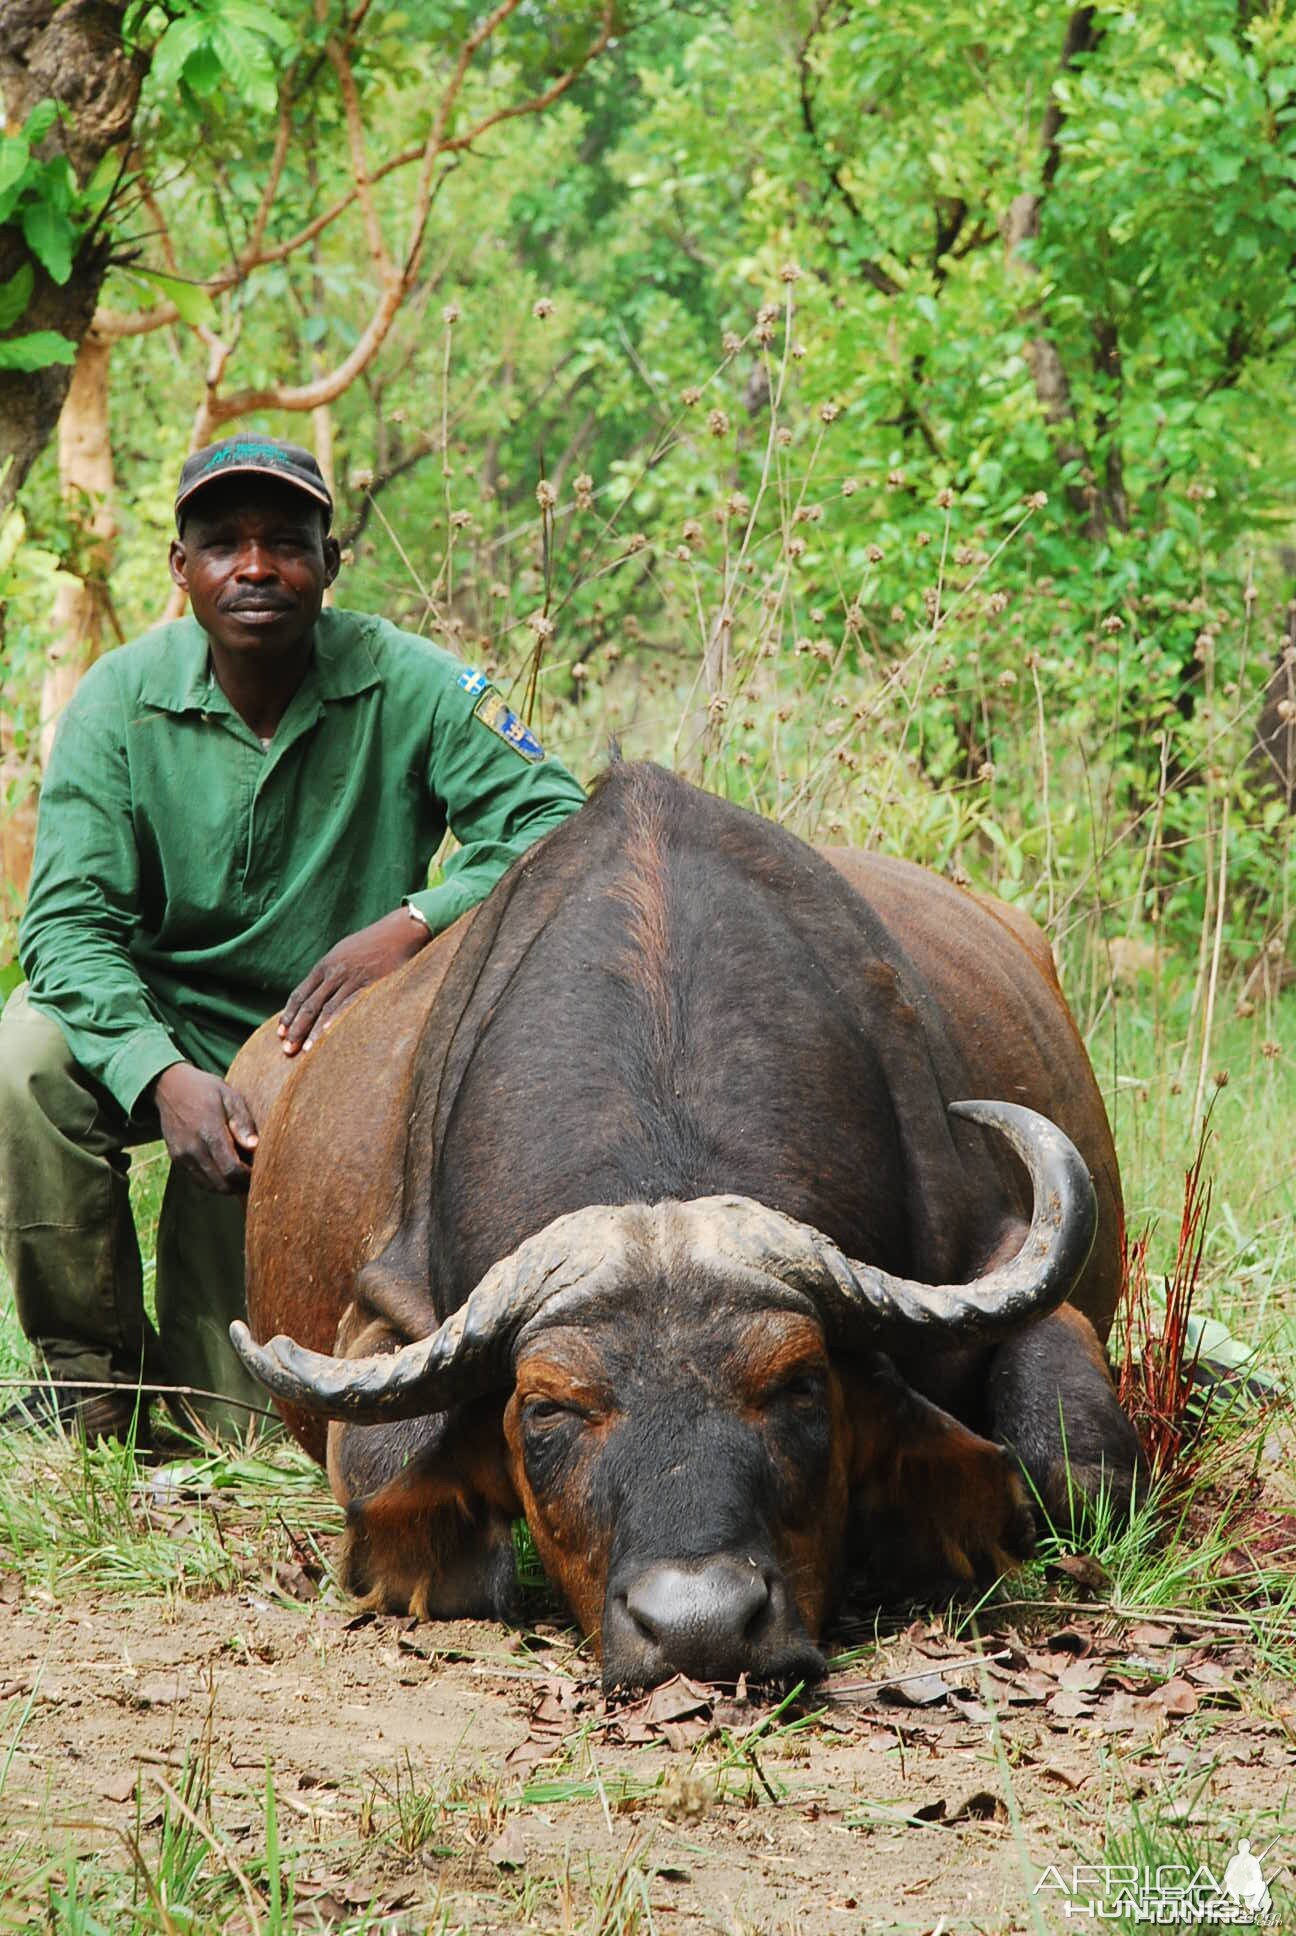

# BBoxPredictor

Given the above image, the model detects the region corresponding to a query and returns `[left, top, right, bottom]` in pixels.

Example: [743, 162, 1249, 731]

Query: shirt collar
[139, 609, 381, 714]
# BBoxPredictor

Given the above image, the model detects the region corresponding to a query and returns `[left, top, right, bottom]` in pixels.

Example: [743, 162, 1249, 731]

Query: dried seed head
[865, 543, 884, 564]
[1277, 698, 1296, 723]
[1101, 614, 1125, 634]
[674, 545, 692, 562]
[987, 591, 1009, 616]
[997, 668, 1017, 688]
[726, 490, 751, 520]
[977, 760, 996, 782]
[450, 509, 472, 529]
[845, 603, 863, 631]
[1186, 480, 1208, 502]
[570, 661, 588, 681]
[722, 330, 742, 356]
[708, 408, 731, 437]
[350, 466, 375, 491]
[1026, 490, 1048, 511]
[779, 260, 802, 283]
[681, 386, 702, 406]
[916, 530, 932, 548]
[532, 297, 556, 319]
[841, 477, 858, 497]
[776, 426, 793, 447]
[935, 487, 955, 510]
[1213, 1068, 1229, 1088]
[819, 401, 841, 424]
[625, 532, 647, 554]
[756, 302, 780, 325]
[1262, 1039, 1281, 1059]
[442, 303, 461, 325]
[535, 480, 558, 512]
[954, 544, 975, 566]
[682, 518, 704, 546]
[790, 340, 807, 360]
[526, 611, 555, 639]
[886, 469, 905, 490]
[489, 582, 508, 599]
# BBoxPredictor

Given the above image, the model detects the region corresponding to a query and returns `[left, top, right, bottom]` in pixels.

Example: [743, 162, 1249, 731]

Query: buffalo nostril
[624, 1557, 770, 1663]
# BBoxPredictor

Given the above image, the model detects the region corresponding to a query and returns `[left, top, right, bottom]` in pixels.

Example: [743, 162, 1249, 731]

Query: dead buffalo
[230, 762, 1139, 1690]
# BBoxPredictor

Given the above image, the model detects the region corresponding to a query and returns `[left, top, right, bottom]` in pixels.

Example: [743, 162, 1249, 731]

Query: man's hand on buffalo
[153, 1062, 260, 1195]
[279, 907, 432, 1055]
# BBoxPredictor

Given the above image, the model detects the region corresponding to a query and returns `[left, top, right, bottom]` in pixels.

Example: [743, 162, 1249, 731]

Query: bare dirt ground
[2, 1548, 1293, 1934]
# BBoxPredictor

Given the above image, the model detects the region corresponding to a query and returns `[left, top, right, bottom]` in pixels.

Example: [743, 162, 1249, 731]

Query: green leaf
[21, 199, 77, 284]
[0, 264, 33, 332]
[0, 330, 77, 371]
[131, 266, 214, 327]
[180, 44, 225, 95]
[150, 15, 211, 97]
[0, 135, 31, 206]
[210, 18, 278, 114]
[220, 0, 295, 49]
[22, 100, 59, 146]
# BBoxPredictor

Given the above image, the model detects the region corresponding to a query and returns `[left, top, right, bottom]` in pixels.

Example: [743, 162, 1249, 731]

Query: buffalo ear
[840, 1357, 1037, 1597]
[335, 1396, 524, 1622]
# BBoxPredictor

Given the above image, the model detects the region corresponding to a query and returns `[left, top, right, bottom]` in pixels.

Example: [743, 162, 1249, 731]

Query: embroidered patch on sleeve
[473, 687, 546, 762]
[457, 666, 490, 696]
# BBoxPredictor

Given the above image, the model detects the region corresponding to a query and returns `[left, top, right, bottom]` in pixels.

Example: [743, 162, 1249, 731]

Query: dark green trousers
[0, 984, 269, 1436]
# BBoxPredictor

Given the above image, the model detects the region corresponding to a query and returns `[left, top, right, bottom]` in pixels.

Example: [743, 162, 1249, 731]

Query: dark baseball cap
[174, 435, 334, 527]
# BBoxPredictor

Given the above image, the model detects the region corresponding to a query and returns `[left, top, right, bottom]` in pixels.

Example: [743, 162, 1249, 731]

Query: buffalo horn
[229, 1202, 645, 1423]
[694, 1099, 1097, 1340]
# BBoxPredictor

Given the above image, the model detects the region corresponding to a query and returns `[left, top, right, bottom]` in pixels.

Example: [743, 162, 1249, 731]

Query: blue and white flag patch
[457, 666, 490, 697]
[473, 687, 546, 762]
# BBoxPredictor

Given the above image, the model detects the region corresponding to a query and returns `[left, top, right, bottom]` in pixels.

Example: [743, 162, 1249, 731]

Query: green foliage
[131, 0, 298, 116]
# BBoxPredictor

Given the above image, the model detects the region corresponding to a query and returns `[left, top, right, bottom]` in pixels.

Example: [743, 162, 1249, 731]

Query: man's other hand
[279, 907, 430, 1056]
[154, 1064, 259, 1194]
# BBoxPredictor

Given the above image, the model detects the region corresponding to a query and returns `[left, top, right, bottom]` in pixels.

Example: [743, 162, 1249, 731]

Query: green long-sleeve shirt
[20, 609, 587, 1114]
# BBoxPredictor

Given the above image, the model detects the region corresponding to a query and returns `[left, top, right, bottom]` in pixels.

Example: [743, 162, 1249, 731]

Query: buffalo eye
[761, 1368, 827, 1409]
[523, 1397, 580, 1429]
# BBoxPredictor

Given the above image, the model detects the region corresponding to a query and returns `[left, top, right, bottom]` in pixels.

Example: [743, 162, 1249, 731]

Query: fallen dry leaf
[640, 1674, 713, 1725]
[1046, 1554, 1112, 1594]
[1045, 1626, 1093, 1657]
[1150, 1678, 1200, 1717]
[1046, 1690, 1095, 1721]
[489, 1819, 527, 1869]
[1126, 1621, 1174, 1648]
[878, 1673, 950, 1708]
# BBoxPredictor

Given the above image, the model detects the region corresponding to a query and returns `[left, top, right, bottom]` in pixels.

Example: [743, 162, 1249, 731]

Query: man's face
[169, 479, 341, 658]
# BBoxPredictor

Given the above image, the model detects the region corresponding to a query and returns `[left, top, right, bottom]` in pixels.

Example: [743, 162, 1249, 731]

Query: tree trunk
[0, 1, 143, 516]
[41, 330, 118, 764]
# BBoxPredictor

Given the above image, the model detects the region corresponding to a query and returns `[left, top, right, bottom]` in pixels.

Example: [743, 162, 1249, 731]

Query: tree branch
[1003, 6, 1108, 537]
[796, 0, 902, 297]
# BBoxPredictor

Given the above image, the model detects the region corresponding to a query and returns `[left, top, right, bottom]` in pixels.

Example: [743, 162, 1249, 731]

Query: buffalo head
[232, 1100, 1094, 1689]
